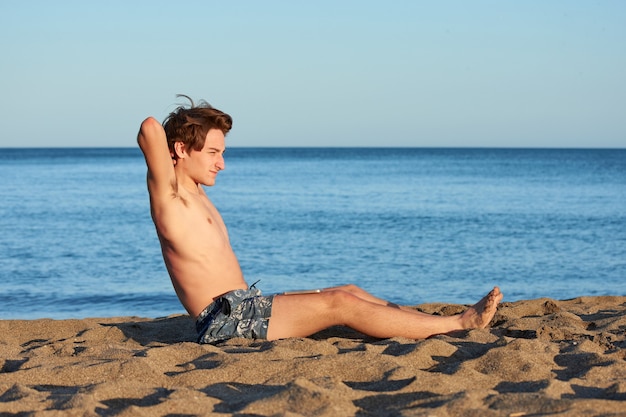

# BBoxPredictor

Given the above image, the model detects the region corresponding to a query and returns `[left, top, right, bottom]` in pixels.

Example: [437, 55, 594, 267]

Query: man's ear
[173, 142, 187, 160]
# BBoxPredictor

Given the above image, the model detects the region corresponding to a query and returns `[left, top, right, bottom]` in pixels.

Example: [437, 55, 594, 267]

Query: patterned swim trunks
[195, 288, 274, 344]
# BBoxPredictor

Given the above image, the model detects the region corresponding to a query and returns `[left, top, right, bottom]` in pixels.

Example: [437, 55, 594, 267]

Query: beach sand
[1, 296, 625, 416]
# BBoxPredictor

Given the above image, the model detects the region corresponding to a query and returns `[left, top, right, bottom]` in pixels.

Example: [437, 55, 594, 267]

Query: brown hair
[163, 95, 232, 158]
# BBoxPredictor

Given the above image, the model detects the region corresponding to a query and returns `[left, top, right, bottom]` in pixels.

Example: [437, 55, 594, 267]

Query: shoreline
[1, 296, 625, 416]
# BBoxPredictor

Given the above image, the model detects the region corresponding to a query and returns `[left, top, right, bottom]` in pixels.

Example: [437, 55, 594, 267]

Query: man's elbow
[142, 116, 160, 129]
[137, 117, 161, 146]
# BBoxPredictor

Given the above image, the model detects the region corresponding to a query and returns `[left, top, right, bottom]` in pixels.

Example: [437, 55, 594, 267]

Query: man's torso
[152, 185, 247, 318]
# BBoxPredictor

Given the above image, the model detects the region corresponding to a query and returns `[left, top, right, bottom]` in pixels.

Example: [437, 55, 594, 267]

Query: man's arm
[137, 117, 177, 203]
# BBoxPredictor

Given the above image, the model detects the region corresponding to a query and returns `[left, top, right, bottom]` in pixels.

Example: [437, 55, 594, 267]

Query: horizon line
[1, 145, 625, 151]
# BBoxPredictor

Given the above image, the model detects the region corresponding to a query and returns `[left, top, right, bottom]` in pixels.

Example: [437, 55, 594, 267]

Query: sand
[1, 296, 625, 416]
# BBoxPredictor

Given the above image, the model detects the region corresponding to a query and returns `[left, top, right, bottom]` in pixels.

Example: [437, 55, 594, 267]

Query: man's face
[187, 129, 226, 187]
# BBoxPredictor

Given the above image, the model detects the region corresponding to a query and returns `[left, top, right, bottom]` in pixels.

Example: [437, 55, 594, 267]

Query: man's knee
[334, 283, 363, 295]
[324, 288, 362, 310]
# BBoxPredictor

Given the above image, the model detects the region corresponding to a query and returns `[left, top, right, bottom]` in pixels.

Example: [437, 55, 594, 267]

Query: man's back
[137, 116, 246, 318]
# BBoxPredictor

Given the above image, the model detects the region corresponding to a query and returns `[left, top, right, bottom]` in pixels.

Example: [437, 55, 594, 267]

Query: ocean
[0, 148, 624, 319]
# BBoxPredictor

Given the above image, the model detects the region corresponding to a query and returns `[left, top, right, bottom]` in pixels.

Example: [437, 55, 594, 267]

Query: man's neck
[176, 175, 202, 196]
[171, 164, 199, 195]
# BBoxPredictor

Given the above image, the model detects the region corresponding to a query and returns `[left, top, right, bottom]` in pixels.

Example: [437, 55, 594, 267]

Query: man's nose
[216, 155, 225, 170]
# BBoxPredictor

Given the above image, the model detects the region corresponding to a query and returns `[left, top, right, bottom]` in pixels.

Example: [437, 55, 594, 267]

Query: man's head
[163, 95, 232, 160]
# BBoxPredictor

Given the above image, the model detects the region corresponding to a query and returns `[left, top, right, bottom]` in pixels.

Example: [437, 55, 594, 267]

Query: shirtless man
[137, 97, 503, 344]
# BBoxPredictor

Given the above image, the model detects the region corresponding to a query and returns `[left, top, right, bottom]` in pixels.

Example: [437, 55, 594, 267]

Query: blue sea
[0, 148, 624, 320]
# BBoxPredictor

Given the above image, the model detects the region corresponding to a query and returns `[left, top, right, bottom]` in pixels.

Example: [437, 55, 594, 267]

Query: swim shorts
[195, 288, 274, 344]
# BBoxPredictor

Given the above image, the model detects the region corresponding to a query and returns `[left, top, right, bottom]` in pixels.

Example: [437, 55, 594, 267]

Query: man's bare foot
[460, 287, 503, 329]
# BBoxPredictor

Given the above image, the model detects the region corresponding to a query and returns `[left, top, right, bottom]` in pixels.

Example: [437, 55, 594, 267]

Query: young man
[137, 97, 503, 344]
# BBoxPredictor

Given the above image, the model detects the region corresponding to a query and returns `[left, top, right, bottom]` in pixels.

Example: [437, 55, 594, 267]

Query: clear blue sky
[1, 1, 624, 148]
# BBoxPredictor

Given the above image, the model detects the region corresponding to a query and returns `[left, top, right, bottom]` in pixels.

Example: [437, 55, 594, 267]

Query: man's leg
[322, 284, 431, 313]
[266, 286, 502, 341]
